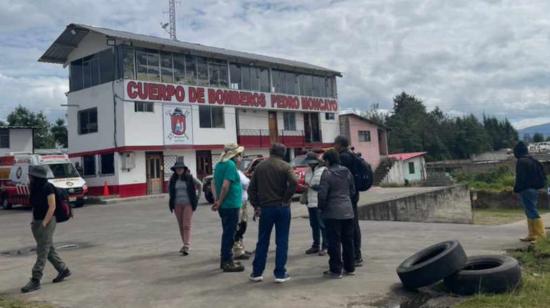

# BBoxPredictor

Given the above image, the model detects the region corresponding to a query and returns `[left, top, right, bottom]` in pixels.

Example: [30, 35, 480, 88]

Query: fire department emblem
[16, 167, 23, 179]
[170, 108, 187, 136]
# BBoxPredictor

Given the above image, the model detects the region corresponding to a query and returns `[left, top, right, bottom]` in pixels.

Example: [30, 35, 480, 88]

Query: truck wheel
[2, 197, 12, 210]
[205, 191, 214, 204]
[396, 240, 467, 289]
[444, 255, 521, 295]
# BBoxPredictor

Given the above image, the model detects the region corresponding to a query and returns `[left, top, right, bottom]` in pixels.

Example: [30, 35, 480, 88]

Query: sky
[1, 0, 550, 129]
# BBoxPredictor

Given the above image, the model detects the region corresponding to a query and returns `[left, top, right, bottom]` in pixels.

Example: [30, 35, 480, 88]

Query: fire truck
[0, 153, 88, 209]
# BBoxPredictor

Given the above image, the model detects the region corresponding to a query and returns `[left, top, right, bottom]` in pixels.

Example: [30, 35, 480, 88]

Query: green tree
[533, 133, 545, 143]
[386, 92, 428, 154]
[7, 105, 55, 148]
[361, 103, 387, 125]
[452, 115, 491, 159]
[50, 118, 68, 148]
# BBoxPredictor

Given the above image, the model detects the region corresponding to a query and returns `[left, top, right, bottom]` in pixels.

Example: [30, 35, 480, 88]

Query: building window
[199, 106, 224, 128]
[134, 101, 154, 112]
[78, 108, 98, 135]
[0, 129, 9, 148]
[160, 52, 174, 83]
[118, 46, 135, 79]
[358, 130, 371, 142]
[208, 59, 228, 88]
[283, 112, 296, 131]
[408, 162, 415, 174]
[325, 113, 335, 120]
[196, 57, 209, 86]
[82, 155, 96, 177]
[100, 153, 115, 175]
[272, 70, 299, 95]
[230, 64, 270, 92]
[70, 48, 116, 91]
[136, 49, 160, 81]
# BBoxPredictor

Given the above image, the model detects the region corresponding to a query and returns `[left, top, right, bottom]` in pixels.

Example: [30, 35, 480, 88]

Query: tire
[1, 196, 12, 210]
[396, 240, 467, 289]
[444, 255, 521, 295]
[204, 191, 214, 204]
[73, 199, 85, 208]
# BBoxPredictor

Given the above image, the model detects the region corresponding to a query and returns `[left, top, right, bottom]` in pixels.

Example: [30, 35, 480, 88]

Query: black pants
[352, 201, 362, 260]
[325, 219, 355, 274]
[234, 221, 247, 242]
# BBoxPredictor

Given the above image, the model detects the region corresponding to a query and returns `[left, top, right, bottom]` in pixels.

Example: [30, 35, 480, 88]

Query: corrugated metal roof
[39, 23, 342, 76]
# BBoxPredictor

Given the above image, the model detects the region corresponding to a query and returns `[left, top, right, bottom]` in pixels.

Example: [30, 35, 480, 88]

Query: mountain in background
[518, 122, 550, 137]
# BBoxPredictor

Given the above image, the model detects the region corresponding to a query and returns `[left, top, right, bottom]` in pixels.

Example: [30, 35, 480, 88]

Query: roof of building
[38, 23, 342, 76]
[339, 111, 388, 130]
[388, 152, 427, 161]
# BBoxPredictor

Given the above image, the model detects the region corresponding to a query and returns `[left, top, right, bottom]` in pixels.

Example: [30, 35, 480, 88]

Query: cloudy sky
[1, 0, 550, 129]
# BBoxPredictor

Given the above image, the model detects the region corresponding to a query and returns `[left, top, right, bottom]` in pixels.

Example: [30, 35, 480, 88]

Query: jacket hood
[329, 165, 351, 177]
[513, 142, 528, 158]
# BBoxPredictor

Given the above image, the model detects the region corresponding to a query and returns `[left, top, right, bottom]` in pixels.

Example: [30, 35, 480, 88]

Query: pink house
[339, 113, 389, 169]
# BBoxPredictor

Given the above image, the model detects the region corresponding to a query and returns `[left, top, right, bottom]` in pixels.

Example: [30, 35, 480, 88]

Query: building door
[268, 111, 279, 144]
[196, 150, 212, 180]
[146, 152, 163, 195]
[304, 113, 321, 143]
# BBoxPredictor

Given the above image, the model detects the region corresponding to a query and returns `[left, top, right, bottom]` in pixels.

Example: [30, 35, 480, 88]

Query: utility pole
[168, 0, 177, 40]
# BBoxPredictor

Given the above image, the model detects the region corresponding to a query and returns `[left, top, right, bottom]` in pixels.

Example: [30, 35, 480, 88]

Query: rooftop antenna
[161, 0, 178, 40]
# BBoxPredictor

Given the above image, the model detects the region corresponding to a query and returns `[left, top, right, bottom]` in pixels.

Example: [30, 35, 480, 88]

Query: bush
[454, 166, 515, 192]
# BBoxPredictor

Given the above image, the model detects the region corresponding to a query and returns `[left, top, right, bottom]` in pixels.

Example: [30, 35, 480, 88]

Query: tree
[50, 118, 68, 148]
[533, 133, 545, 143]
[7, 105, 55, 148]
[361, 103, 387, 125]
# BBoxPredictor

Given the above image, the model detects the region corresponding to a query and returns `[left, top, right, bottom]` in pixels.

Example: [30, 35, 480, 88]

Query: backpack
[530, 157, 547, 190]
[51, 184, 73, 223]
[351, 154, 374, 192]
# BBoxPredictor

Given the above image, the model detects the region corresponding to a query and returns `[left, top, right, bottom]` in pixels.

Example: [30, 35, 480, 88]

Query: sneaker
[179, 246, 185, 254]
[344, 271, 356, 276]
[274, 273, 291, 283]
[318, 249, 327, 256]
[355, 258, 364, 267]
[222, 261, 245, 272]
[305, 247, 320, 255]
[21, 279, 40, 293]
[182, 247, 189, 256]
[235, 253, 250, 260]
[323, 270, 343, 279]
[249, 273, 264, 282]
[52, 268, 71, 283]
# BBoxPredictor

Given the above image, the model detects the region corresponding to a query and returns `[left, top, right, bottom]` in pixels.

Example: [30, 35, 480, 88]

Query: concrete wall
[0, 129, 33, 155]
[357, 185, 473, 224]
[320, 113, 339, 144]
[383, 157, 427, 185]
[472, 190, 550, 210]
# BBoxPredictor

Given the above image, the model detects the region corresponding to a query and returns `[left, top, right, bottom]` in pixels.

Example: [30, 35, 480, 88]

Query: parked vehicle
[0, 153, 88, 209]
[202, 155, 266, 204]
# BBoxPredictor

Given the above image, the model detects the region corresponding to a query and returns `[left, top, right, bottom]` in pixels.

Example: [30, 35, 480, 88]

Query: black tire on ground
[204, 191, 214, 204]
[396, 240, 467, 289]
[1, 196, 12, 210]
[73, 200, 85, 208]
[444, 255, 522, 295]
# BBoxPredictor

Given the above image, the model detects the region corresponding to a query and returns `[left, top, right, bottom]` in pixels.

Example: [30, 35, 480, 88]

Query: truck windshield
[46, 163, 80, 179]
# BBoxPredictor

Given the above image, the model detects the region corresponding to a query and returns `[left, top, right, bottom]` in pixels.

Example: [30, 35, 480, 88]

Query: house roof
[388, 152, 427, 161]
[38, 23, 342, 77]
[338, 112, 389, 130]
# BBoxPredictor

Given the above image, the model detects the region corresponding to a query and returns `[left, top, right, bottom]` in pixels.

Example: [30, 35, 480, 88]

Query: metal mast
[168, 0, 177, 40]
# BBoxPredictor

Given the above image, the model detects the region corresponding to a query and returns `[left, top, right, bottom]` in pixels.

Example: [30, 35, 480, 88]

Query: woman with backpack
[169, 157, 199, 256]
[302, 151, 328, 256]
[318, 149, 356, 279]
[21, 165, 70, 293]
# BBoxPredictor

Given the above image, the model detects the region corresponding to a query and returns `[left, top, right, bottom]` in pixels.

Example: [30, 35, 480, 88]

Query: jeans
[252, 206, 291, 278]
[218, 208, 240, 263]
[519, 189, 541, 219]
[31, 218, 67, 281]
[352, 201, 362, 260]
[325, 219, 355, 274]
[308, 207, 327, 249]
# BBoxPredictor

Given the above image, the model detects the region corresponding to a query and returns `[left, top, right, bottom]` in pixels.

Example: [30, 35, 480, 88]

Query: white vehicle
[0, 153, 88, 209]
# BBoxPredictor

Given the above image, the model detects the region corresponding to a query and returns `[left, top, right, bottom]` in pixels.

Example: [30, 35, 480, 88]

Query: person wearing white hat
[212, 143, 245, 272]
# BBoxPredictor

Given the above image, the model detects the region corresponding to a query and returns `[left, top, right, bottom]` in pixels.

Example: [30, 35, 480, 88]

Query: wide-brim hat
[29, 165, 53, 179]
[220, 143, 245, 162]
[171, 157, 187, 171]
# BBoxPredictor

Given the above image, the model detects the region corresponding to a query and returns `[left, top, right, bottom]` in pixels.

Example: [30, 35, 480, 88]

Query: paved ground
[0, 189, 547, 308]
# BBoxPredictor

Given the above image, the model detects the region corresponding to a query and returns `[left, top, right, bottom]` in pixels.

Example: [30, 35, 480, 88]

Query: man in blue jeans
[212, 143, 245, 272]
[248, 143, 297, 283]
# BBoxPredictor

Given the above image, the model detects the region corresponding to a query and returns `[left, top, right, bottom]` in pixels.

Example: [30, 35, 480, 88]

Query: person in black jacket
[513, 142, 547, 241]
[334, 135, 363, 267]
[169, 157, 199, 256]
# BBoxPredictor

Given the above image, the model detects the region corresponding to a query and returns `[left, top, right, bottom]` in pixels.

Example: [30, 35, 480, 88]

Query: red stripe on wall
[87, 183, 148, 198]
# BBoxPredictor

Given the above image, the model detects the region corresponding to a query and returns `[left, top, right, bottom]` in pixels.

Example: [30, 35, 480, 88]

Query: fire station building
[40, 24, 341, 197]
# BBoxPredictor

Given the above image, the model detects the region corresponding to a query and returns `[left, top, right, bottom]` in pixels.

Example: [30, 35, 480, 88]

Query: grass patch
[473, 208, 550, 225]
[458, 238, 550, 308]
[0, 295, 54, 308]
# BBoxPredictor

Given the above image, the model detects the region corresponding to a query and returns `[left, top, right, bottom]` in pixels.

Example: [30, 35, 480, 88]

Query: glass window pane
[250, 67, 259, 91]
[146, 52, 160, 81]
[70, 60, 83, 91]
[173, 54, 185, 83]
[185, 55, 196, 85]
[160, 52, 173, 83]
[272, 70, 282, 93]
[82, 60, 91, 88]
[83, 156, 96, 176]
[197, 57, 208, 86]
[101, 153, 115, 174]
[122, 47, 135, 79]
[219, 63, 228, 88]
[136, 50, 148, 80]
[208, 62, 219, 87]
[212, 106, 225, 128]
[99, 49, 115, 84]
[259, 68, 269, 92]
[241, 66, 250, 90]
[199, 106, 212, 128]
[230, 64, 241, 89]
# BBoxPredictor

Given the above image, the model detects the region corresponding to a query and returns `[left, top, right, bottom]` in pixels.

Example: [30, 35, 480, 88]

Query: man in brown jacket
[248, 143, 297, 283]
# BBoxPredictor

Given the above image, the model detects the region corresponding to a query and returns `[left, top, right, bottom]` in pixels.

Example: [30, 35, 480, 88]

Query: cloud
[1, 0, 550, 129]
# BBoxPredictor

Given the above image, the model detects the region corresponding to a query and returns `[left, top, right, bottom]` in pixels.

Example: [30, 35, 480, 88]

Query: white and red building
[40, 24, 342, 197]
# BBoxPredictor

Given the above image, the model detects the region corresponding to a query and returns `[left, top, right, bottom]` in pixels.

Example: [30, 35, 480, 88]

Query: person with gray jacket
[318, 149, 356, 279]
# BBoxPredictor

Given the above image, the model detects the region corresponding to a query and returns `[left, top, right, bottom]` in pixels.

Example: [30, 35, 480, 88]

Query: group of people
[169, 135, 366, 282]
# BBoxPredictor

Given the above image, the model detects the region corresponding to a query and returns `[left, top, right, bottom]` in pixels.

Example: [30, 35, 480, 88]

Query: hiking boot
[21, 279, 40, 293]
[355, 258, 364, 267]
[344, 271, 356, 276]
[222, 261, 245, 272]
[305, 247, 320, 255]
[323, 270, 343, 279]
[249, 273, 264, 282]
[274, 273, 291, 283]
[52, 268, 71, 283]
[235, 253, 250, 260]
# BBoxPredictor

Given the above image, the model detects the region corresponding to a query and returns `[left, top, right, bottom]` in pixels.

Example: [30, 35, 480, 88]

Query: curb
[86, 194, 168, 205]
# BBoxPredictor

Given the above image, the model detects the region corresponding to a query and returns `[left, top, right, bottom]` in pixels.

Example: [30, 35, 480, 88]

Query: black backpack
[531, 157, 547, 190]
[351, 154, 374, 192]
[51, 184, 73, 223]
